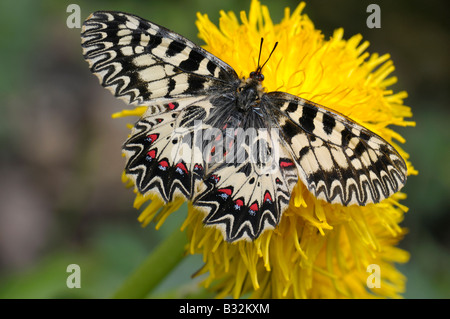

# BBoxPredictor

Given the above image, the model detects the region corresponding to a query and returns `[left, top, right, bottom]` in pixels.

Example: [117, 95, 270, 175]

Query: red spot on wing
[176, 162, 188, 174]
[218, 188, 232, 196]
[249, 202, 259, 212]
[210, 174, 220, 183]
[264, 191, 273, 203]
[235, 199, 244, 207]
[159, 160, 168, 167]
[158, 160, 169, 170]
[168, 102, 176, 110]
[146, 133, 158, 144]
[280, 160, 295, 168]
[147, 149, 156, 159]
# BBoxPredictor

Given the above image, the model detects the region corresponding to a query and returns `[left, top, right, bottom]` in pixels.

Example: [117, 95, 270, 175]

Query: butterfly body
[236, 77, 264, 113]
[81, 11, 407, 242]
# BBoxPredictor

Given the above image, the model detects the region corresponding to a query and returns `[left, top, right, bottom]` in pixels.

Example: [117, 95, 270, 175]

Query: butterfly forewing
[81, 11, 238, 106]
[267, 92, 407, 206]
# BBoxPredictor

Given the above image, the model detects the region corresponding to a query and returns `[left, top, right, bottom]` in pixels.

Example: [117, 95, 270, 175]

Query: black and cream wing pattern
[81, 11, 407, 242]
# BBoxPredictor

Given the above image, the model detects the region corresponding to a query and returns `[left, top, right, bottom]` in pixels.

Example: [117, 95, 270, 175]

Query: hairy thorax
[236, 78, 265, 113]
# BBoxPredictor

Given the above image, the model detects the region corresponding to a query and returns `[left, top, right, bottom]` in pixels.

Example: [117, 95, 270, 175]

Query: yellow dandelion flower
[111, 0, 416, 298]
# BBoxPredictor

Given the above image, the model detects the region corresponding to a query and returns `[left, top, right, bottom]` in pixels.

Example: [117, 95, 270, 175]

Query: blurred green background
[0, 0, 448, 298]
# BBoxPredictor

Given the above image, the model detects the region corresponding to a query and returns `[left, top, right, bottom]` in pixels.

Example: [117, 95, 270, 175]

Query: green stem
[112, 229, 188, 299]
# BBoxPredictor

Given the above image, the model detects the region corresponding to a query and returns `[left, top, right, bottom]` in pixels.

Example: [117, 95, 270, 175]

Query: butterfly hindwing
[193, 127, 298, 241]
[267, 92, 407, 206]
[81, 11, 238, 106]
[123, 98, 215, 202]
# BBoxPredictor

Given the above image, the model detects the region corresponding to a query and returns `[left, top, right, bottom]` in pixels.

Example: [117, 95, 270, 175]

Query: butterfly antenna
[257, 38, 264, 70]
[260, 41, 278, 71]
[251, 38, 278, 81]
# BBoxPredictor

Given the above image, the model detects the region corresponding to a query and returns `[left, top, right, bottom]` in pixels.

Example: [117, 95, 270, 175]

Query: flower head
[114, 0, 416, 298]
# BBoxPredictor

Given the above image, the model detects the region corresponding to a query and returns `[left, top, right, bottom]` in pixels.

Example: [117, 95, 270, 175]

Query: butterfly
[81, 11, 407, 242]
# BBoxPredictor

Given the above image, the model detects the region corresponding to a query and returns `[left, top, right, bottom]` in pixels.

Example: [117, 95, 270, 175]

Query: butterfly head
[249, 70, 264, 82]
